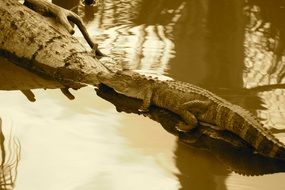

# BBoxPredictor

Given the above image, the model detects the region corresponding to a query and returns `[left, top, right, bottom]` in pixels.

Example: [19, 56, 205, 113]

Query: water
[1, 0, 285, 189]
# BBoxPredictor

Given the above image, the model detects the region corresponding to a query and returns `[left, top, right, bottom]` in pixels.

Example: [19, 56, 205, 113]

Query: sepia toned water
[1, 0, 285, 189]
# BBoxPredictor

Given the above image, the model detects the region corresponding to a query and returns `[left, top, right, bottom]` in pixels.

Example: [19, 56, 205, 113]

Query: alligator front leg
[60, 87, 75, 100]
[24, 0, 104, 56]
[182, 100, 211, 113]
[176, 111, 198, 132]
[176, 100, 210, 132]
[21, 90, 36, 102]
[138, 87, 153, 112]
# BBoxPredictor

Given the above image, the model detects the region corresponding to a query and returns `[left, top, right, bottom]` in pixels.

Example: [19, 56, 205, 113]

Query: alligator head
[97, 71, 150, 99]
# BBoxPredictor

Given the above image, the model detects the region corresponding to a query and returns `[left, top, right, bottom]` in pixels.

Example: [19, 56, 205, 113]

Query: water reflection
[79, 0, 245, 87]
[0, 118, 21, 190]
[1, 0, 285, 189]
[74, 0, 175, 74]
[244, 0, 285, 87]
[0, 57, 63, 105]
[0, 56, 64, 102]
[52, 0, 80, 11]
[243, 0, 285, 132]
[136, 0, 245, 87]
[257, 89, 285, 131]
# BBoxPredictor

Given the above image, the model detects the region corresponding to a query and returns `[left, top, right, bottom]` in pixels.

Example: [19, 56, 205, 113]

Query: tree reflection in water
[1, 0, 285, 189]
[0, 118, 21, 190]
[244, 1, 285, 88]
[243, 0, 285, 131]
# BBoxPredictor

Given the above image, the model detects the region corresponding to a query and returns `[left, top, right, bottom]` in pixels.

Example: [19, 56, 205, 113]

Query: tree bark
[0, 0, 108, 89]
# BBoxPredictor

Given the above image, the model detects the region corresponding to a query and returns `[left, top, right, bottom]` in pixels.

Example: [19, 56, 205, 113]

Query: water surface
[1, 0, 285, 189]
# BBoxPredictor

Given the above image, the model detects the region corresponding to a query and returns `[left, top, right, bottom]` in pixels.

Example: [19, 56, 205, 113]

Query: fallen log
[0, 0, 108, 89]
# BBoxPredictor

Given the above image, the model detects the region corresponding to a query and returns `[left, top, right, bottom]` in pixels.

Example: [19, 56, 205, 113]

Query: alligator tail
[220, 105, 285, 160]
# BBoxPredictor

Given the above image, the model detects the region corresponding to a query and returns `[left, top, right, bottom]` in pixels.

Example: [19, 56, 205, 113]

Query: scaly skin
[97, 71, 285, 160]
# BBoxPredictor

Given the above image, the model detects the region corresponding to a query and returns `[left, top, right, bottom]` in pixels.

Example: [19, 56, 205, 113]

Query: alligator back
[159, 80, 285, 160]
[98, 71, 285, 160]
[207, 104, 285, 160]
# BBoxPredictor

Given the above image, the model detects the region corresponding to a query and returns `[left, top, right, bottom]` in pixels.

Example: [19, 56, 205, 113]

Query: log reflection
[0, 56, 85, 102]
[0, 57, 63, 102]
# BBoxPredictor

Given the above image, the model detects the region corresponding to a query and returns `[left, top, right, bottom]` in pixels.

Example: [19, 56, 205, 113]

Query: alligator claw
[21, 90, 36, 102]
[138, 107, 149, 113]
[60, 87, 75, 100]
[175, 121, 195, 132]
[91, 45, 105, 57]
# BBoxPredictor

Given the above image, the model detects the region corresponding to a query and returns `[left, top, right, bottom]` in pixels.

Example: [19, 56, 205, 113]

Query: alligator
[96, 84, 285, 175]
[96, 70, 285, 161]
